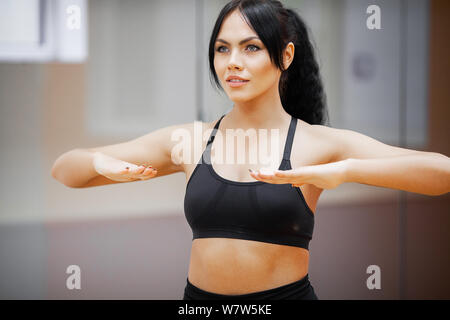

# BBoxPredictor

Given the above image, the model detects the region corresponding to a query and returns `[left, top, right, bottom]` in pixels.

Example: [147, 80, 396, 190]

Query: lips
[227, 79, 249, 83]
[226, 75, 249, 81]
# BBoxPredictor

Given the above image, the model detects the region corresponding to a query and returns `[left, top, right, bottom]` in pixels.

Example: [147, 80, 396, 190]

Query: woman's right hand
[92, 151, 157, 182]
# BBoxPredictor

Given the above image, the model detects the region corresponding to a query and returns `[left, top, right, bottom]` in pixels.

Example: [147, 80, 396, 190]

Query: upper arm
[314, 125, 426, 163]
[87, 122, 194, 181]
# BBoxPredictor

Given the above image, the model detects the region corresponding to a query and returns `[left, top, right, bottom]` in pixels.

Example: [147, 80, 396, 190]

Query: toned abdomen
[187, 238, 309, 295]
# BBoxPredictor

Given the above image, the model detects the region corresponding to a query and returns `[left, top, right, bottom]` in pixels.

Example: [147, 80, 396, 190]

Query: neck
[225, 83, 291, 129]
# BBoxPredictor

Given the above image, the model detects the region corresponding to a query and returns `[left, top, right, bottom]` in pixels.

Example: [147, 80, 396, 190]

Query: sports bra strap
[206, 114, 226, 145]
[282, 116, 297, 161]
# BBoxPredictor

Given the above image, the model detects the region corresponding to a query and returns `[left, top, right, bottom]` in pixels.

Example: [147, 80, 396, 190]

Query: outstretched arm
[328, 126, 450, 195]
[51, 122, 189, 188]
[342, 153, 449, 196]
[249, 126, 450, 196]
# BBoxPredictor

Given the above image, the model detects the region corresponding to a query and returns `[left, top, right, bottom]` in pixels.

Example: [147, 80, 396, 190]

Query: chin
[229, 96, 252, 103]
[227, 91, 256, 102]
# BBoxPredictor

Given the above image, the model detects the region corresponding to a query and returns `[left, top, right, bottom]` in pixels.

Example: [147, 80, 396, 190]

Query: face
[213, 10, 293, 103]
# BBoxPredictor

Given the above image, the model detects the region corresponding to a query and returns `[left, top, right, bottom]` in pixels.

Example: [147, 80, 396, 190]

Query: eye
[247, 44, 260, 52]
[215, 44, 261, 53]
[216, 46, 227, 53]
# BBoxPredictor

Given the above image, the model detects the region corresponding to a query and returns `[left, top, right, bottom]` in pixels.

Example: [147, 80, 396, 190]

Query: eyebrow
[215, 36, 260, 45]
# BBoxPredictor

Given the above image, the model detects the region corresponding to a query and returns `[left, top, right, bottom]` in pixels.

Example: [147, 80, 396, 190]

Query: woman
[51, 0, 450, 300]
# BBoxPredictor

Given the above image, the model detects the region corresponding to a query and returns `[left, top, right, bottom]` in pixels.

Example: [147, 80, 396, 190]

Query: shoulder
[294, 118, 338, 144]
[304, 122, 426, 162]
[292, 119, 342, 164]
[308, 122, 343, 139]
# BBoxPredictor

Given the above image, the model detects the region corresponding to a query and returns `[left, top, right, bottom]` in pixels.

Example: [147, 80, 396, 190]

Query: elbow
[50, 160, 63, 184]
[430, 189, 450, 197]
[422, 185, 450, 196]
[428, 152, 449, 161]
[50, 163, 59, 181]
[50, 164, 72, 188]
[51, 171, 82, 188]
[50, 153, 82, 188]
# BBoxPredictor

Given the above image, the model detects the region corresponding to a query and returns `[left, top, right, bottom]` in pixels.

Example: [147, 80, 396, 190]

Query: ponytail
[280, 8, 329, 125]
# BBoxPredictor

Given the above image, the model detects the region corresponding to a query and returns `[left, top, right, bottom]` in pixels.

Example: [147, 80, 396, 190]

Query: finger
[253, 174, 283, 184]
[274, 170, 297, 179]
[256, 169, 273, 177]
[257, 171, 271, 178]
[248, 169, 259, 179]
[127, 165, 143, 176]
[274, 170, 288, 177]
[258, 172, 285, 182]
[249, 169, 280, 183]
[135, 166, 146, 174]
[250, 171, 268, 181]
[123, 165, 139, 173]
[249, 169, 272, 181]
[141, 168, 157, 179]
[258, 174, 276, 181]
[145, 167, 157, 176]
[143, 167, 153, 175]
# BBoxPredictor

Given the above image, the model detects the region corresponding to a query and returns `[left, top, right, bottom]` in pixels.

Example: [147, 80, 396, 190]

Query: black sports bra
[184, 113, 315, 250]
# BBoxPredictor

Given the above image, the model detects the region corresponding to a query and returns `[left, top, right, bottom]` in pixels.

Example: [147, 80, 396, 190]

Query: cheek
[213, 57, 226, 74]
[213, 59, 228, 85]
[247, 57, 278, 85]
[248, 56, 272, 74]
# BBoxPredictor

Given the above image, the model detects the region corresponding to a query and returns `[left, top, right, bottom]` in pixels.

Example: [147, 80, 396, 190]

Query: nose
[228, 62, 243, 71]
[227, 49, 243, 71]
[228, 64, 242, 70]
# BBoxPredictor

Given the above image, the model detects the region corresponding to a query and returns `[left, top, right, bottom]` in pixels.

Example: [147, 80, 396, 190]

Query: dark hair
[208, 0, 329, 126]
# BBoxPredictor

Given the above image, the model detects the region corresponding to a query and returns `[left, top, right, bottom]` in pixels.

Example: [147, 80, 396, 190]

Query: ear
[283, 42, 295, 70]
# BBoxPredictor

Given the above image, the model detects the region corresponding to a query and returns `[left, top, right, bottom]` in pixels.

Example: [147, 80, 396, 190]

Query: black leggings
[183, 274, 318, 300]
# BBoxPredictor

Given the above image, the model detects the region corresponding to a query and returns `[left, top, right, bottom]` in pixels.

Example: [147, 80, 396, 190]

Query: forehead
[217, 10, 257, 39]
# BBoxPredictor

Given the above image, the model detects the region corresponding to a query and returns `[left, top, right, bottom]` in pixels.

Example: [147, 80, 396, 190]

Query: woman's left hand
[249, 161, 348, 190]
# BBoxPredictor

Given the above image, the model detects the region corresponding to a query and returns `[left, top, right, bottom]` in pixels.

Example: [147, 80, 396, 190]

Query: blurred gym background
[0, 0, 449, 299]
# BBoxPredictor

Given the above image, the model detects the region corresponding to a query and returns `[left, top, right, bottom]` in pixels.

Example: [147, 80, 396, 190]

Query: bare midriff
[187, 237, 309, 295]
